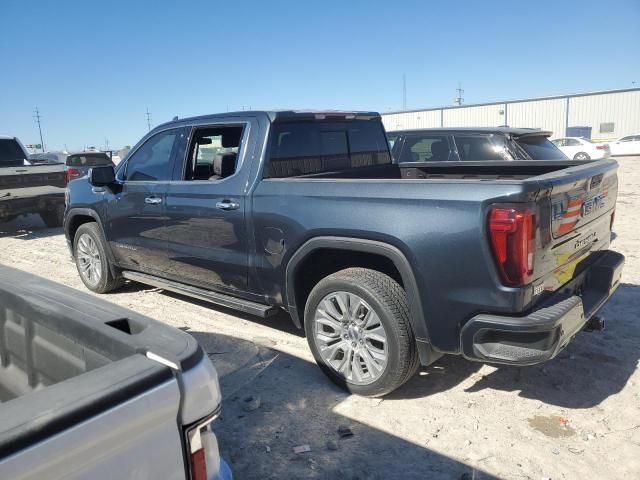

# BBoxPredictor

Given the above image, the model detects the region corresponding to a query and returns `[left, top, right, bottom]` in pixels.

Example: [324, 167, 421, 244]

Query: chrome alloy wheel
[313, 291, 389, 385]
[76, 233, 102, 286]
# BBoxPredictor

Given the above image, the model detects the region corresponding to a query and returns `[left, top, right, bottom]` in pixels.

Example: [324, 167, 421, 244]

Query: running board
[122, 271, 278, 318]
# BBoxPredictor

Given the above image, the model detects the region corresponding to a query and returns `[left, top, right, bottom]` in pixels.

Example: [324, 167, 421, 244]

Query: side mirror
[89, 165, 116, 186]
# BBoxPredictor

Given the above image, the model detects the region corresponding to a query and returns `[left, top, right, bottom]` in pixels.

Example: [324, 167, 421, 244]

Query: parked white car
[550, 137, 610, 161]
[608, 134, 640, 156]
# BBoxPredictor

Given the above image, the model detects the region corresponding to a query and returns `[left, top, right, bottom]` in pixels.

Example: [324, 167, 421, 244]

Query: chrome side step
[122, 271, 278, 318]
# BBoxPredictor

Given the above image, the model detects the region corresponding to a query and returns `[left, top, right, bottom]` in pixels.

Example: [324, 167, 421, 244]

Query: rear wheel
[73, 222, 124, 293]
[304, 268, 419, 397]
[40, 204, 64, 228]
[574, 152, 590, 161]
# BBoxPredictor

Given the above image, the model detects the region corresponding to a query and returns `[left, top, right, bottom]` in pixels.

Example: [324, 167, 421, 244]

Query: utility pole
[33, 107, 45, 152]
[402, 74, 407, 110]
[104, 138, 110, 151]
[145, 108, 152, 131]
[454, 83, 464, 106]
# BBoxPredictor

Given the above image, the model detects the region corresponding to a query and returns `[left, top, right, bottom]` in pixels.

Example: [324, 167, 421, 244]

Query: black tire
[574, 152, 590, 161]
[73, 222, 124, 293]
[40, 204, 64, 228]
[304, 268, 419, 397]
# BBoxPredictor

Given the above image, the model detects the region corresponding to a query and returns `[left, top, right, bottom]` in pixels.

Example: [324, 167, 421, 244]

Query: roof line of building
[383, 87, 640, 115]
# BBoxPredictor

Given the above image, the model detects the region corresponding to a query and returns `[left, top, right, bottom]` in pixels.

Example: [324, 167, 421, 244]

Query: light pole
[33, 107, 45, 152]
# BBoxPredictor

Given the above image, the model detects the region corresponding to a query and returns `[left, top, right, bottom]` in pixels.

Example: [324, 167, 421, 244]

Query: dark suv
[65, 152, 114, 182]
[387, 127, 569, 163]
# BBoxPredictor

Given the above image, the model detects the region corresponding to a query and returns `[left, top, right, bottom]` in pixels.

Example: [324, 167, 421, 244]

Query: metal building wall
[568, 90, 640, 140]
[507, 98, 567, 137]
[443, 103, 506, 127]
[381, 110, 441, 131]
[381, 88, 640, 139]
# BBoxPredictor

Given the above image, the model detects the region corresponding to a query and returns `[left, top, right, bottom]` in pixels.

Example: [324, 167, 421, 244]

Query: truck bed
[0, 266, 202, 456]
[293, 160, 582, 181]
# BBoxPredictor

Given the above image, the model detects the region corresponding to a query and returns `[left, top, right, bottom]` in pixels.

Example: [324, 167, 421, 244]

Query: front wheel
[73, 222, 124, 293]
[304, 268, 419, 397]
[574, 152, 591, 161]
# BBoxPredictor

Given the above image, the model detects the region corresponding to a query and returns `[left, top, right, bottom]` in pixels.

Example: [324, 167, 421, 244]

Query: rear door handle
[216, 200, 240, 211]
[144, 196, 162, 205]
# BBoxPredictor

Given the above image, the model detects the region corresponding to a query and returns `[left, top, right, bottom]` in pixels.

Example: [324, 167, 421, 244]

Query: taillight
[64, 168, 81, 184]
[186, 415, 221, 480]
[488, 206, 536, 286]
[596, 145, 606, 150]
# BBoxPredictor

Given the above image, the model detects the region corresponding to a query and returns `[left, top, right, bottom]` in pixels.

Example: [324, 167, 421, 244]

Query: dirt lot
[1, 157, 639, 480]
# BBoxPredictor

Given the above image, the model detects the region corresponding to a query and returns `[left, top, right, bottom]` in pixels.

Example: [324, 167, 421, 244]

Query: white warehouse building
[381, 87, 640, 141]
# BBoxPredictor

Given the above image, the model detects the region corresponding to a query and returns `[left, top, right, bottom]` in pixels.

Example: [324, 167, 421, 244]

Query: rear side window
[399, 135, 450, 162]
[453, 135, 508, 161]
[66, 153, 111, 167]
[515, 136, 568, 160]
[266, 120, 390, 178]
[0, 139, 27, 166]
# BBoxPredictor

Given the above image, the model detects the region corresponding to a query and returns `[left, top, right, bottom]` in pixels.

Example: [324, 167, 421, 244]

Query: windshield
[515, 135, 568, 160]
[0, 139, 27, 166]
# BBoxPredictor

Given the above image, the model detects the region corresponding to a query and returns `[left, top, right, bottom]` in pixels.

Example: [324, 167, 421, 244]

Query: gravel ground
[1, 157, 639, 479]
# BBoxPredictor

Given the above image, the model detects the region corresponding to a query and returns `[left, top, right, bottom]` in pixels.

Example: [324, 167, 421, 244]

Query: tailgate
[533, 159, 618, 292]
[0, 166, 66, 204]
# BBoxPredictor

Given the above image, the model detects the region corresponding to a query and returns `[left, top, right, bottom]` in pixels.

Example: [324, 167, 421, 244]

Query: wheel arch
[65, 208, 119, 276]
[285, 236, 439, 366]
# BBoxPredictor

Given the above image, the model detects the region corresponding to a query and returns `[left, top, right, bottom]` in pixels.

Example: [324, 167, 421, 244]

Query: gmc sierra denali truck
[64, 110, 624, 397]
[0, 266, 231, 480]
[0, 136, 66, 226]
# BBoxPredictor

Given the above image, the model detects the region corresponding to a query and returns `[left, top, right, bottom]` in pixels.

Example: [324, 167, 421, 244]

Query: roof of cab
[153, 110, 381, 130]
[387, 127, 553, 137]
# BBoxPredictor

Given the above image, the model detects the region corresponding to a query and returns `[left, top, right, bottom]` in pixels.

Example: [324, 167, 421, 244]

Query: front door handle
[216, 200, 240, 211]
[144, 196, 163, 205]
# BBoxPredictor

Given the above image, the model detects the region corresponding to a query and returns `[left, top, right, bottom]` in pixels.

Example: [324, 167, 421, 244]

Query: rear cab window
[0, 139, 27, 167]
[266, 120, 390, 178]
[515, 135, 568, 160]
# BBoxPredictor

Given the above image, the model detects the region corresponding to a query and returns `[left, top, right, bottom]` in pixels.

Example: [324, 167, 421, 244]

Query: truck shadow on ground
[142, 279, 639, 409]
[189, 330, 497, 480]
[0, 215, 61, 240]
[392, 283, 640, 409]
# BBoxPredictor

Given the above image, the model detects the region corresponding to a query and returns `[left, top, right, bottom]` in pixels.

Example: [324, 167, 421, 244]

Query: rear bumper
[460, 250, 624, 365]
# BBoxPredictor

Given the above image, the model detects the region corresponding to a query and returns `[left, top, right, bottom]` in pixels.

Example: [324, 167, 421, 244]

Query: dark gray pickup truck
[65, 110, 624, 396]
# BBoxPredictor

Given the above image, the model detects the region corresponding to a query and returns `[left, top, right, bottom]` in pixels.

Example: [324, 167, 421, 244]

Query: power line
[145, 108, 152, 131]
[33, 107, 45, 152]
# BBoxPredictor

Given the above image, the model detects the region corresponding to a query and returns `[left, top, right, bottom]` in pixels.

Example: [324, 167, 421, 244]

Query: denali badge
[114, 242, 137, 251]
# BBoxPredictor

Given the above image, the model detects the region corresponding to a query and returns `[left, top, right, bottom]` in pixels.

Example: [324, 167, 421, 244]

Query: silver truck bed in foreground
[0, 266, 231, 480]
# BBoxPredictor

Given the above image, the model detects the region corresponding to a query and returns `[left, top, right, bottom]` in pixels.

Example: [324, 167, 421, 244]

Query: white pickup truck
[0, 266, 232, 480]
[0, 136, 66, 226]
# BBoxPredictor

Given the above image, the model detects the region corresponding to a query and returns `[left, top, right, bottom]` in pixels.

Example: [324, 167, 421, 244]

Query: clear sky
[1, 0, 639, 151]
